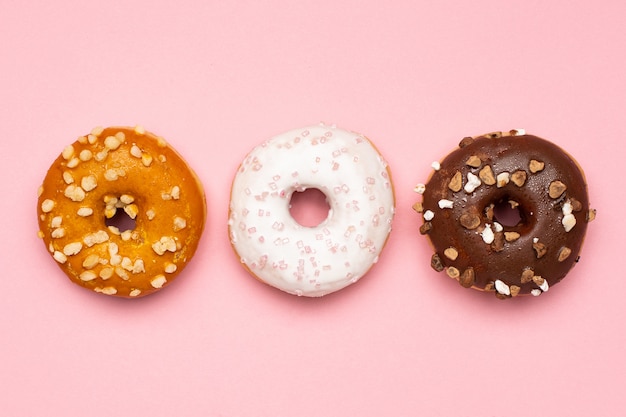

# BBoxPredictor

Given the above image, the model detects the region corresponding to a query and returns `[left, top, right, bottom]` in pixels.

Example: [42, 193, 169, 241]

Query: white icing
[229, 124, 395, 297]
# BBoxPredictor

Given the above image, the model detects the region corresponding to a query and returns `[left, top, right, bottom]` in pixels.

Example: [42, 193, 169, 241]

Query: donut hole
[493, 200, 522, 227]
[289, 188, 331, 227]
[105, 208, 137, 232]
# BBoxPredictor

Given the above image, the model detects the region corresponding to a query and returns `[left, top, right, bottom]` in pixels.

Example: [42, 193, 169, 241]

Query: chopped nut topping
[466, 155, 481, 168]
[62, 171, 74, 184]
[444, 247, 459, 260]
[412, 202, 424, 213]
[51, 216, 62, 228]
[549, 180, 567, 199]
[446, 266, 460, 279]
[173, 216, 187, 231]
[141, 153, 153, 167]
[448, 171, 463, 192]
[481, 224, 495, 244]
[91, 126, 104, 136]
[104, 135, 122, 150]
[430, 253, 444, 272]
[532, 241, 547, 258]
[79, 271, 97, 282]
[558, 247, 572, 262]
[99, 267, 114, 280]
[478, 165, 496, 185]
[504, 231, 520, 242]
[66, 157, 80, 168]
[134, 125, 146, 135]
[152, 236, 177, 255]
[79, 149, 93, 162]
[82, 254, 100, 269]
[459, 268, 475, 288]
[164, 263, 177, 273]
[63, 242, 83, 256]
[123, 204, 139, 220]
[464, 172, 481, 193]
[130, 144, 142, 158]
[494, 279, 510, 296]
[129, 289, 142, 297]
[146, 209, 156, 220]
[438, 199, 454, 209]
[413, 183, 426, 194]
[511, 170, 527, 187]
[51, 228, 66, 238]
[587, 209, 596, 222]
[171, 186, 180, 200]
[41, 199, 55, 213]
[458, 137, 474, 148]
[521, 269, 534, 284]
[419, 222, 432, 235]
[484, 282, 495, 291]
[484, 204, 494, 222]
[491, 232, 505, 252]
[510, 285, 521, 297]
[77, 207, 93, 217]
[562, 213, 576, 232]
[64, 185, 86, 202]
[83, 230, 109, 247]
[569, 198, 583, 212]
[95, 287, 118, 295]
[62, 145, 75, 160]
[151, 275, 167, 289]
[529, 159, 545, 173]
[81, 175, 98, 192]
[496, 172, 510, 188]
[460, 213, 480, 229]
[115, 266, 130, 280]
[53, 251, 67, 264]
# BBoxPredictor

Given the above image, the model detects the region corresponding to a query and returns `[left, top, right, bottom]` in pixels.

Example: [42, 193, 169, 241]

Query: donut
[414, 130, 595, 299]
[37, 126, 206, 298]
[228, 124, 395, 297]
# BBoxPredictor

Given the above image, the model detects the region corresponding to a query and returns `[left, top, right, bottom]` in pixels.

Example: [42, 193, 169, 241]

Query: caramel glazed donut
[414, 130, 595, 299]
[37, 126, 206, 298]
[229, 124, 395, 297]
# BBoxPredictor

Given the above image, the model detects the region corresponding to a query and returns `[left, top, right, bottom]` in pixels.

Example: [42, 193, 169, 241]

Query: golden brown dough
[37, 126, 206, 298]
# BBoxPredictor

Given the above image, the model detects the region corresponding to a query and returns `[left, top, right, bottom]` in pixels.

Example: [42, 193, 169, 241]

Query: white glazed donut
[228, 124, 395, 297]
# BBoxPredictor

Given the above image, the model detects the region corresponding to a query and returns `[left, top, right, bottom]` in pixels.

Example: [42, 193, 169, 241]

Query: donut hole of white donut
[288, 187, 331, 228]
[228, 124, 395, 297]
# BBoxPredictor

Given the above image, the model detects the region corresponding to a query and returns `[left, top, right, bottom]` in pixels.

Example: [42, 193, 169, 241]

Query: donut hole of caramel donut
[289, 188, 331, 228]
[104, 207, 137, 232]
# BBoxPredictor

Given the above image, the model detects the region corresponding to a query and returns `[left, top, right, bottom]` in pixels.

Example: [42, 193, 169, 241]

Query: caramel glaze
[418, 133, 594, 298]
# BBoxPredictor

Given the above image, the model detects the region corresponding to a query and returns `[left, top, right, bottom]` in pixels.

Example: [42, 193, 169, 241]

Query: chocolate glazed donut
[414, 130, 595, 299]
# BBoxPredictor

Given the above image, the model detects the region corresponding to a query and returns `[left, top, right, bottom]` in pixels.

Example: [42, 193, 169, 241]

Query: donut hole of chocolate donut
[289, 188, 331, 228]
[491, 199, 523, 227]
[105, 208, 137, 232]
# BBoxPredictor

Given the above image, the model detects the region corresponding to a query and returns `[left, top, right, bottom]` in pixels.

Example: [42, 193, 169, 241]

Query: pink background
[1, 1, 624, 415]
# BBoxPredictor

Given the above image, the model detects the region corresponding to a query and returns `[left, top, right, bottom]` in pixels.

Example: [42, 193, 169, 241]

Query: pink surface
[1, 1, 624, 415]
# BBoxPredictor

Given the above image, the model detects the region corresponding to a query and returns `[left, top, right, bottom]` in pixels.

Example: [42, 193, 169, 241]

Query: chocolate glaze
[418, 133, 593, 298]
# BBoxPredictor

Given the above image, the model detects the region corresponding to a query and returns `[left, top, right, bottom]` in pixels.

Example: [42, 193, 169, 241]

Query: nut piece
[448, 171, 463, 192]
[511, 170, 527, 187]
[444, 247, 459, 261]
[412, 202, 424, 213]
[510, 285, 521, 297]
[458, 137, 474, 148]
[460, 213, 481, 230]
[496, 172, 510, 188]
[521, 269, 534, 284]
[529, 159, 545, 173]
[431, 253, 444, 272]
[533, 241, 547, 258]
[587, 209, 597, 222]
[549, 180, 567, 199]
[459, 268, 475, 288]
[466, 155, 481, 168]
[478, 165, 496, 185]
[558, 246, 572, 262]
[446, 266, 460, 279]
[504, 231, 521, 242]
[419, 222, 432, 235]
